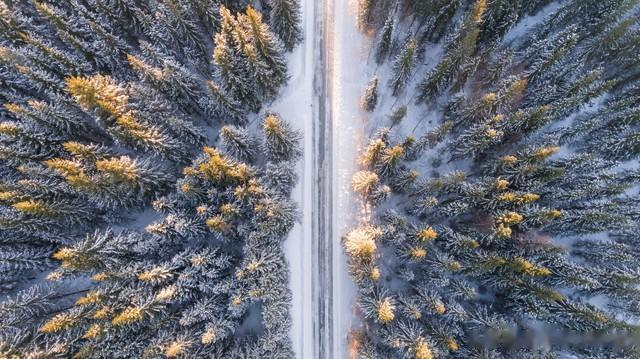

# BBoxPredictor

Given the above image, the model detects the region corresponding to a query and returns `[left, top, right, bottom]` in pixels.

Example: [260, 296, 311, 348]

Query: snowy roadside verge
[330, 0, 367, 357]
[270, 0, 315, 357]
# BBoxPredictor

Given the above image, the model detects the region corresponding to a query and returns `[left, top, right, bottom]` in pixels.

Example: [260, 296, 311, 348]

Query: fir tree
[376, 13, 394, 64]
[220, 125, 258, 162]
[269, 0, 303, 51]
[361, 76, 379, 112]
[389, 36, 417, 97]
[389, 105, 407, 127]
[262, 113, 302, 162]
[213, 6, 261, 112]
[241, 6, 288, 100]
[203, 80, 245, 124]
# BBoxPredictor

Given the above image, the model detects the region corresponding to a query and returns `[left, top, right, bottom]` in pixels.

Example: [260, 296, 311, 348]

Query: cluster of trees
[0, 0, 302, 357]
[349, 0, 640, 358]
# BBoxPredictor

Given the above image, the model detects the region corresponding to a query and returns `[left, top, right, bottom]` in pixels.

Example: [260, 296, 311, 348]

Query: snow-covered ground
[502, 1, 562, 46]
[329, 0, 367, 356]
[272, 0, 315, 356]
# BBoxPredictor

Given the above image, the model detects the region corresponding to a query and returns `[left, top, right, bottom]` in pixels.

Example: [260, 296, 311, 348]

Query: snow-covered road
[278, 0, 366, 357]
[329, 0, 367, 357]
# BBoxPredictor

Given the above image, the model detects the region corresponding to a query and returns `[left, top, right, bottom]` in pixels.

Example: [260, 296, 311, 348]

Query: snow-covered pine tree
[347, 0, 640, 357]
[262, 113, 303, 162]
[241, 6, 289, 100]
[389, 105, 407, 127]
[0, 0, 302, 357]
[376, 13, 394, 64]
[214, 5, 289, 110]
[1, 116, 301, 357]
[214, 6, 262, 112]
[220, 125, 259, 163]
[361, 76, 379, 112]
[389, 36, 417, 97]
[269, 0, 303, 51]
[416, 0, 488, 102]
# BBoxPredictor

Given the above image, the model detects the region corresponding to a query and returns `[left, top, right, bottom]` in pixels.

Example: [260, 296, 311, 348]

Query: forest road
[315, 0, 333, 357]
[311, 0, 359, 357]
[317, 0, 359, 356]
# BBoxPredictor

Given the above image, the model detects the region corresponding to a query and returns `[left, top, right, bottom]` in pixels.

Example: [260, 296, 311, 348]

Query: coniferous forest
[348, 0, 640, 358]
[0, 0, 302, 357]
[1, 0, 640, 358]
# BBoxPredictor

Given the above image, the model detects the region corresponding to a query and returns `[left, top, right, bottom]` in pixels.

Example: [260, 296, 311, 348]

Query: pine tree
[213, 8, 260, 112]
[389, 37, 417, 97]
[127, 53, 208, 117]
[0, 1, 299, 357]
[389, 106, 407, 126]
[269, 0, 303, 51]
[352, 170, 379, 197]
[376, 13, 394, 64]
[220, 125, 258, 162]
[203, 80, 245, 124]
[213, 6, 289, 111]
[241, 6, 288, 100]
[361, 76, 379, 112]
[65, 75, 193, 161]
[262, 113, 302, 162]
[416, 0, 487, 102]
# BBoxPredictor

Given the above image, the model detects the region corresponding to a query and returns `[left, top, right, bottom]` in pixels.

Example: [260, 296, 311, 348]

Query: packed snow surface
[274, 0, 314, 356]
[330, 0, 367, 356]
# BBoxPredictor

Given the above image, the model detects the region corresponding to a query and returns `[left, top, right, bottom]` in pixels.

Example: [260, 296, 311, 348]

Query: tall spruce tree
[269, 0, 303, 51]
[361, 76, 379, 112]
[376, 13, 394, 64]
[389, 36, 417, 97]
